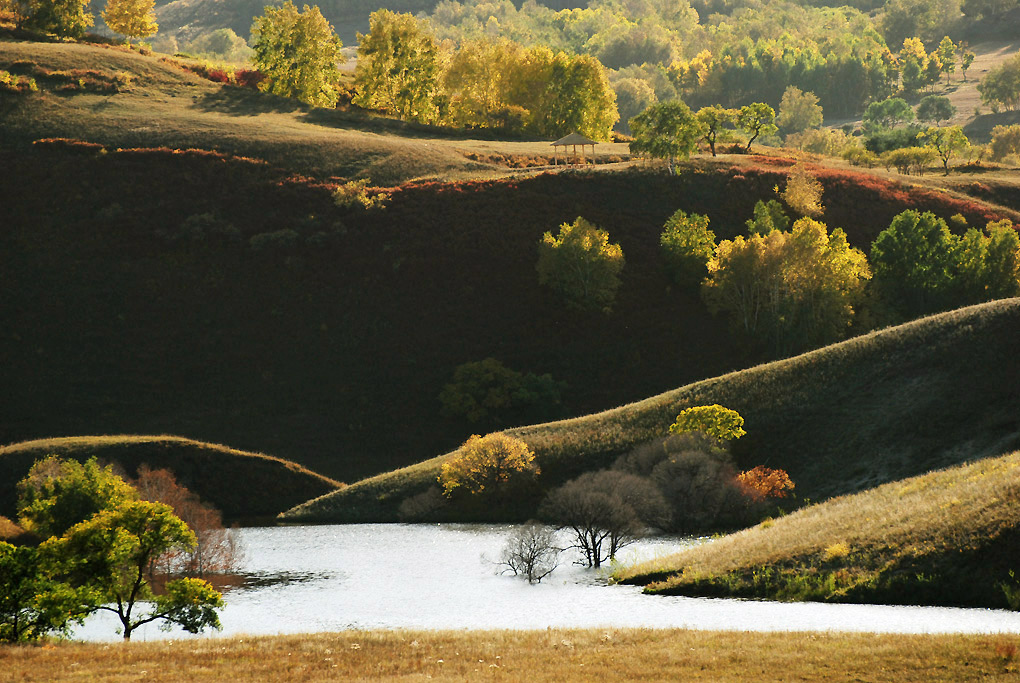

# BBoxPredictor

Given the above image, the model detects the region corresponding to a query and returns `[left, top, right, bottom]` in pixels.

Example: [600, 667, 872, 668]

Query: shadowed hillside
[0, 436, 341, 524]
[282, 298, 1020, 522]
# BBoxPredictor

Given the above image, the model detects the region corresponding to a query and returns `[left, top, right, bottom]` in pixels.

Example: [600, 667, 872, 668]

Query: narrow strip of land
[4, 629, 1019, 681]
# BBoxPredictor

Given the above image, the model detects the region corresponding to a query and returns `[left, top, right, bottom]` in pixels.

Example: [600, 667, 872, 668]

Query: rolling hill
[2, 37, 1019, 497]
[616, 449, 1020, 610]
[281, 298, 1020, 522]
[0, 435, 341, 525]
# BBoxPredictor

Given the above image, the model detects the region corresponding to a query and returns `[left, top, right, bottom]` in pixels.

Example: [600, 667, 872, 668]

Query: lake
[72, 523, 1020, 641]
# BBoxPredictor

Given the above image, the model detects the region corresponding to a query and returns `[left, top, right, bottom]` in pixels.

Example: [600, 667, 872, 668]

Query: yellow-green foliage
[537, 216, 624, 313]
[331, 179, 390, 210]
[438, 433, 539, 497]
[0, 69, 38, 93]
[781, 163, 824, 217]
[668, 404, 745, 441]
[102, 0, 158, 40]
[617, 451, 1020, 608]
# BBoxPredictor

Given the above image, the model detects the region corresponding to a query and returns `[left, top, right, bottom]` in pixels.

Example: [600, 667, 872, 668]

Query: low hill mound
[0, 436, 341, 525]
[281, 298, 1020, 523]
[615, 451, 1020, 609]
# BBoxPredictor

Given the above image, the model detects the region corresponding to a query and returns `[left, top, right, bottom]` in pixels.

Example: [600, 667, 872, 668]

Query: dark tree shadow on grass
[191, 87, 308, 116]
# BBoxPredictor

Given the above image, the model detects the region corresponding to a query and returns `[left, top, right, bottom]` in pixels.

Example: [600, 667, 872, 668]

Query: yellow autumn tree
[102, 0, 157, 41]
[669, 404, 746, 441]
[438, 433, 539, 497]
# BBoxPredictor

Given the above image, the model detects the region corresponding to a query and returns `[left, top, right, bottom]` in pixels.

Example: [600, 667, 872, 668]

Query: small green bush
[332, 179, 390, 211]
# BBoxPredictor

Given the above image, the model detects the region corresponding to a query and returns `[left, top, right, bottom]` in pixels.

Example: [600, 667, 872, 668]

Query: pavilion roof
[551, 132, 598, 146]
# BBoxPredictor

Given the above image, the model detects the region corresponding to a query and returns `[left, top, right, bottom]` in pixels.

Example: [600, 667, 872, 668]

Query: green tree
[989, 124, 1020, 160]
[0, 543, 92, 642]
[101, 0, 156, 41]
[978, 51, 1020, 112]
[538, 52, 619, 140]
[955, 220, 1020, 304]
[20, 0, 93, 37]
[918, 125, 968, 175]
[916, 95, 956, 126]
[695, 105, 737, 157]
[629, 99, 704, 174]
[537, 216, 625, 312]
[438, 433, 540, 497]
[659, 209, 716, 288]
[669, 404, 746, 441]
[42, 500, 223, 641]
[936, 36, 956, 82]
[438, 358, 564, 428]
[613, 78, 657, 135]
[251, 1, 344, 108]
[737, 102, 777, 153]
[745, 199, 790, 236]
[354, 10, 442, 123]
[960, 48, 975, 81]
[870, 209, 959, 317]
[17, 456, 136, 539]
[704, 219, 870, 355]
[776, 86, 823, 137]
[863, 97, 915, 131]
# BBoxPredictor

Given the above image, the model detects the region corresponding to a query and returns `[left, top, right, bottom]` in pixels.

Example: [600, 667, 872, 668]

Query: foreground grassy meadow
[4, 629, 1020, 681]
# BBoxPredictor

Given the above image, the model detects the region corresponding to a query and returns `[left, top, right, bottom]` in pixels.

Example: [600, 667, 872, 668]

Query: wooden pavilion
[551, 132, 598, 166]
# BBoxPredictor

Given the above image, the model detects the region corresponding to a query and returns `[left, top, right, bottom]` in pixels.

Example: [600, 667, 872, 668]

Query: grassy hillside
[616, 451, 1020, 610]
[0, 40, 505, 185]
[5, 629, 1020, 681]
[0, 436, 341, 525]
[3, 38, 1019, 492]
[282, 298, 1020, 522]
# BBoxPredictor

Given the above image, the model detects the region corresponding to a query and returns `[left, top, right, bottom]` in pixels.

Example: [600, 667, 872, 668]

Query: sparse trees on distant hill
[669, 404, 746, 442]
[102, 0, 156, 41]
[537, 217, 625, 312]
[251, 1, 344, 108]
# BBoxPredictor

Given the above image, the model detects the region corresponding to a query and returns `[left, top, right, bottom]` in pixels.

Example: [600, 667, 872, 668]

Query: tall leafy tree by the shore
[43, 500, 223, 641]
[102, 0, 156, 42]
[251, 1, 344, 108]
[354, 10, 442, 123]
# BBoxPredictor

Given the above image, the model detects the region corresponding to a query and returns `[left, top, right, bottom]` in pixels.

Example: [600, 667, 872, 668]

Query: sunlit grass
[615, 451, 1020, 607]
[3, 629, 1020, 681]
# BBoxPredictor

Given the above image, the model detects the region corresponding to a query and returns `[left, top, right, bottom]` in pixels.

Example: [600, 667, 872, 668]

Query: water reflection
[71, 523, 1020, 641]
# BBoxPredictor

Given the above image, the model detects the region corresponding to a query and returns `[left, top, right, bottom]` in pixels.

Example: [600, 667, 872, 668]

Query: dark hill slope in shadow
[282, 298, 1020, 523]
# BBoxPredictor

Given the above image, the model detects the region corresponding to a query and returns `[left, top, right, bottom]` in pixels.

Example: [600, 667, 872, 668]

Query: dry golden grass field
[3, 629, 1020, 682]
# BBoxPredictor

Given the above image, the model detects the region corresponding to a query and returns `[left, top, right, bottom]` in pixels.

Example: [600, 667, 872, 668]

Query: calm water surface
[73, 524, 1020, 641]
